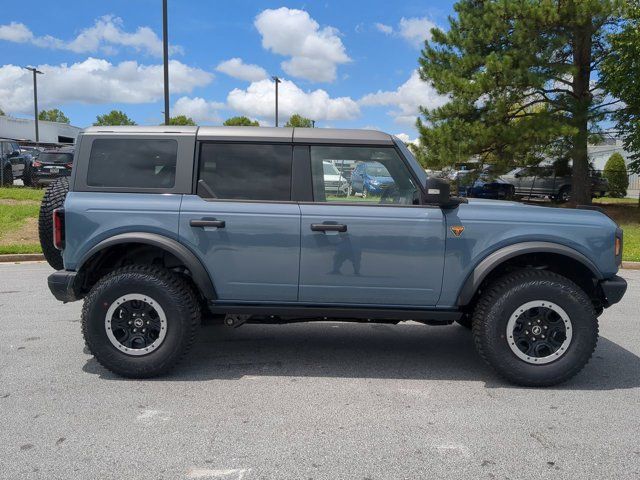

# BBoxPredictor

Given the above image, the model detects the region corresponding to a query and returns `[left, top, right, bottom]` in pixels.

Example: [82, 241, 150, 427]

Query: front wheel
[472, 269, 598, 387]
[82, 265, 201, 378]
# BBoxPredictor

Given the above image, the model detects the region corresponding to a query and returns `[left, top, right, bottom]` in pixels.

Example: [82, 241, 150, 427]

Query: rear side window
[197, 143, 292, 201]
[87, 139, 178, 188]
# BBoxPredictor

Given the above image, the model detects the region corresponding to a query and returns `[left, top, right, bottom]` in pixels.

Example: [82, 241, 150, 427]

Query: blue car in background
[349, 161, 395, 197]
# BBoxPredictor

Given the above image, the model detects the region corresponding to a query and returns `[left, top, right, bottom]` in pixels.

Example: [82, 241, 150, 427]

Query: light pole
[272, 76, 281, 127]
[24, 67, 43, 144]
[162, 0, 170, 125]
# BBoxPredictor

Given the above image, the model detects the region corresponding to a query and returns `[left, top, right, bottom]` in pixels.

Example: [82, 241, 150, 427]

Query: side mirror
[424, 177, 464, 208]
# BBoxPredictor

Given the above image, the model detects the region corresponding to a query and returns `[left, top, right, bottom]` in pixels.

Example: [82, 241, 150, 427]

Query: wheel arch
[76, 232, 216, 300]
[456, 241, 603, 306]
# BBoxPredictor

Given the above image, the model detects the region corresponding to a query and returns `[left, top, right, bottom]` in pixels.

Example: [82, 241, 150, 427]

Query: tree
[0, 108, 5, 116]
[167, 115, 196, 126]
[285, 114, 314, 128]
[223, 116, 259, 127]
[38, 109, 70, 124]
[417, 0, 626, 205]
[601, 2, 640, 173]
[93, 110, 137, 126]
[603, 152, 628, 198]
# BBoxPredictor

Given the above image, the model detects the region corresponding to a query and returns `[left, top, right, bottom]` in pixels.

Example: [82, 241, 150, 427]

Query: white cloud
[398, 17, 436, 48]
[373, 17, 436, 48]
[359, 70, 447, 125]
[394, 133, 419, 145]
[0, 22, 33, 43]
[227, 78, 359, 122]
[216, 58, 268, 82]
[0, 16, 182, 57]
[0, 58, 212, 114]
[254, 7, 350, 82]
[374, 23, 393, 35]
[173, 96, 224, 123]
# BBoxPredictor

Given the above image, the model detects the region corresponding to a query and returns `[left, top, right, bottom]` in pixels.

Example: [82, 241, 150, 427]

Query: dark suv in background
[31, 147, 74, 187]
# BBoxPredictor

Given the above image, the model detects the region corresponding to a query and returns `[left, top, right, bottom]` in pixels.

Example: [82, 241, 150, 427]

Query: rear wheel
[472, 269, 598, 387]
[82, 265, 201, 378]
[1, 164, 13, 186]
[38, 177, 69, 270]
[22, 164, 34, 187]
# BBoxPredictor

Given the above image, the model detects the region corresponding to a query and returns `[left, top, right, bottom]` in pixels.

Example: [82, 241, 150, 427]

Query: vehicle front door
[298, 145, 445, 306]
[6, 142, 24, 177]
[179, 142, 301, 302]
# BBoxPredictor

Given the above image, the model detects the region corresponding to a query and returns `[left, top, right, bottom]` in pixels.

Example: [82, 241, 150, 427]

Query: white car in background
[323, 161, 349, 196]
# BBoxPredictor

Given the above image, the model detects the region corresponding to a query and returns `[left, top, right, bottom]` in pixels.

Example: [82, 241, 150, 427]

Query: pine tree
[418, 0, 625, 205]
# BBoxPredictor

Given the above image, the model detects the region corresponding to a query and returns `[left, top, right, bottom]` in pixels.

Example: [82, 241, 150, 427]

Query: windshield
[366, 162, 390, 177]
[323, 161, 340, 176]
[39, 153, 73, 164]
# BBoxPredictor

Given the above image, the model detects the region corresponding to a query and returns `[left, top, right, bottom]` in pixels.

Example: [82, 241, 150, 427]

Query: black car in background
[31, 148, 74, 187]
[1, 138, 32, 186]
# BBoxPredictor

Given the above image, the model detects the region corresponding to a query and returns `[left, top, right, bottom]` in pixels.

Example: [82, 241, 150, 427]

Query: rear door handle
[190, 219, 226, 228]
[310, 223, 347, 232]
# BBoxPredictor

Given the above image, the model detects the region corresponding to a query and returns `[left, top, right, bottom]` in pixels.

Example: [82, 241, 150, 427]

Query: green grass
[621, 224, 640, 262]
[593, 196, 638, 205]
[0, 187, 44, 202]
[0, 243, 41, 255]
[0, 203, 40, 237]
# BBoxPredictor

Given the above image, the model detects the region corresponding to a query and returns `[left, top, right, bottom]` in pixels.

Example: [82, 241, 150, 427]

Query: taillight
[53, 208, 65, 250]
[33, 161, 42, 168]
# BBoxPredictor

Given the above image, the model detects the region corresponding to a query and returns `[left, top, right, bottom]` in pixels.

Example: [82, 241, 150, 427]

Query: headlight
[369, 179, 379, 185]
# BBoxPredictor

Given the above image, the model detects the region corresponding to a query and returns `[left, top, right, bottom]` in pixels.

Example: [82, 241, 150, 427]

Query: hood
[368, 175, 394, 183]
[464, 198, 617, 227]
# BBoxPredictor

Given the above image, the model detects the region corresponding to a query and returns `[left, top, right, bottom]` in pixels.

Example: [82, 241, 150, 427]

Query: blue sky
[0, 0, 455, 140]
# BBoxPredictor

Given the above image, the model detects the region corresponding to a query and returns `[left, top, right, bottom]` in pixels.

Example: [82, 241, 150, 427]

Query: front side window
[87, 139, 177, 189]
[310, 146, 420, 205]
[198, 143, 292, 201]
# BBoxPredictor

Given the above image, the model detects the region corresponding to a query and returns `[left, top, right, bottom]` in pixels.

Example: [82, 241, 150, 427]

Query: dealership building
[0, 115, 82, 146]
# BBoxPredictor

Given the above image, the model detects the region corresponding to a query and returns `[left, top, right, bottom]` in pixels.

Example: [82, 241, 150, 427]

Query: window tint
[198, 143, 292, 201]
[39, 152, 73, 164]
[310, 146, 420, 205]
[87, 139, 177, 189]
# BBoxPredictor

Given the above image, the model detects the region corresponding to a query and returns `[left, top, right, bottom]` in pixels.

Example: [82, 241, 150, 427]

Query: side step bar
[208, 303, 462, 324]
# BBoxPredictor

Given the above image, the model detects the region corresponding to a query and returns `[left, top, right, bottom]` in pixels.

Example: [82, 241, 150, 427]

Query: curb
[622, 261, 640, 270]
[0, 253, 45, 263]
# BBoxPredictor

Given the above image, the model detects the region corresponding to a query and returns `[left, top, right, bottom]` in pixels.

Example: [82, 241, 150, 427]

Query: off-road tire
[472, 269, 598, 387]
[38, 177, 69, 270]
[82, 265, 201, 378]
[1, 165, 13, 186]
[555, 186, 571, 203]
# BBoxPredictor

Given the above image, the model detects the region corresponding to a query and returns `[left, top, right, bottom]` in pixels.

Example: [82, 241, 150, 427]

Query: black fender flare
[456, 241, 602, 306]
[78, 232, 216, 299]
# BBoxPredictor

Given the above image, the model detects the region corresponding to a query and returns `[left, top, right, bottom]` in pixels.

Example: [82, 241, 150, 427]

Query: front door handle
[190, 219, 226, 228]
[310, 223, 347, 232]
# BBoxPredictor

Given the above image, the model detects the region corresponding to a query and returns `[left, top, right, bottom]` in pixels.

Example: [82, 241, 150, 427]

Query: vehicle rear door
[298, 145, 445, 306]
[179, 142, 301, 302]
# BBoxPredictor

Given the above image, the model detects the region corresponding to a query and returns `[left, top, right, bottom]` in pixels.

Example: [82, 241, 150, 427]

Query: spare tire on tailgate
[38, 177, 69, 270]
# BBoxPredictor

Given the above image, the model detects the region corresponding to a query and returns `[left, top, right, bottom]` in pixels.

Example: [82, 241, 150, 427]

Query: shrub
[603, 152, 628, 198]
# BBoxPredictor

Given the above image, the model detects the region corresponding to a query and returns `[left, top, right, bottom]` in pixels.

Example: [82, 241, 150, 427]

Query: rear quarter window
[87, 139, 178, 189]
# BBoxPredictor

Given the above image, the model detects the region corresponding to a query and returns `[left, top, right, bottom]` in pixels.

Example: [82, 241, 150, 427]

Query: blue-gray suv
[42, 126, 627, 386]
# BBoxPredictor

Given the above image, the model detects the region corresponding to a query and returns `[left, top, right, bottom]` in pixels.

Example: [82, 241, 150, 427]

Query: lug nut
[128, 321, 133, 325]
[525, 330, 529, 334]
[142, 328, 146, 333]
[133, 328, 137, 333]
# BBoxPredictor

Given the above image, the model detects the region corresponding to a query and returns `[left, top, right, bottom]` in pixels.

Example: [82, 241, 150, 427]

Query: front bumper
[48, 270, 79, 302]
[600, 275, 627, 307]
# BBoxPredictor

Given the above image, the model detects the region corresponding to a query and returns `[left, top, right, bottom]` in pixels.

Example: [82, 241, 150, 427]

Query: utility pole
[272, 76, 281, 127]
[162, 0, 170, 125]
[24, 67, 43, 144]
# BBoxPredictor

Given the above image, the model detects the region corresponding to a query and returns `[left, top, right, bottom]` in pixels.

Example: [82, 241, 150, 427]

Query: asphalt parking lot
[0, 262, 639, 480]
